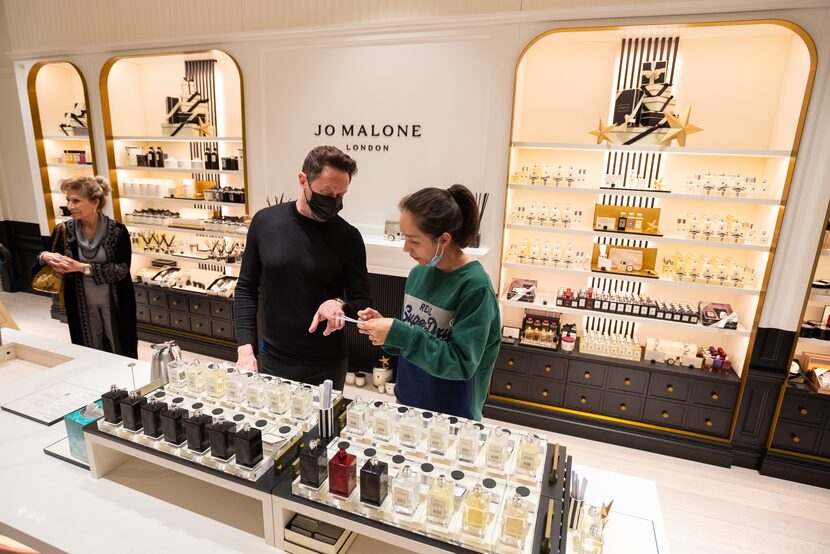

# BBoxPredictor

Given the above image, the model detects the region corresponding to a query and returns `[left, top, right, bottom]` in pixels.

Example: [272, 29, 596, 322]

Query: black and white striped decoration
[185, 60, 220, 185]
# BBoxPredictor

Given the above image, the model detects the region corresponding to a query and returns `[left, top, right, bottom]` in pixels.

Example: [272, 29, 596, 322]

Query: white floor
[2, 290, 829, 554]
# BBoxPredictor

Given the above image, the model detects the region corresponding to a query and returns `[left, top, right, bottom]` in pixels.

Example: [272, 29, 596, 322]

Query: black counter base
[760, 452, 830, 489]
[485, 398, 734, 467]
[137, 323, 236, 361]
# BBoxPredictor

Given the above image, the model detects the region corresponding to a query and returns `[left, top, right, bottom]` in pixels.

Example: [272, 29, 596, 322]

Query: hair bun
[94, 175, 111, 196]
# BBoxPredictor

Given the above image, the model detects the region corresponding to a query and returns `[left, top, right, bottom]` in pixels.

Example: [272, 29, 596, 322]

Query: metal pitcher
[149, 341, 182, 385]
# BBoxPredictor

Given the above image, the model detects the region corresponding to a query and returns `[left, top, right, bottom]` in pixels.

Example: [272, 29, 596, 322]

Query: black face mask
[304, 185, 343, 221]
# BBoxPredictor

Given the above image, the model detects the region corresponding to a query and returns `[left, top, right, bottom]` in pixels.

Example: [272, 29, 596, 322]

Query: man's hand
[309, 299, 346, 336]
[357, 317, 394, 346]
[237, 344, 259, 373]
[357, 307, 383, 321]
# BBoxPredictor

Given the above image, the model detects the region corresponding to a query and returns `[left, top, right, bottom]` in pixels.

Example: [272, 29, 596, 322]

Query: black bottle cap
[483, 478, 497, 489]
[373, 401, 383, 408]
[392, 455, 406, 464]
[192, 402, 204, 409]
[448, 417, 458, 424]
[397, 406, 408, 414]
[516, 486, 530, 497]
[246, 372, 253, 377]
[279, 425, 291, 434]
[422, 411, 433, 419]
[474, 423, 485, 430]
[233, 414, 245, 422]
[364, 448, 377, 457]
[227, 368, 235, 373]
[337, 441, 350, 450]
[421, 463, 434, 473]
[255, 419, 267, 428]
[172, 397, 184, 404]
[212, 408, 223, 415]
[154, 391, 166, 398]
[451, 470, 465, 481]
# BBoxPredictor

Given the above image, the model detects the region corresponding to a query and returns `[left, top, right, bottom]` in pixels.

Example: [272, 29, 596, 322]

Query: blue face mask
[427, 242, 444, 268]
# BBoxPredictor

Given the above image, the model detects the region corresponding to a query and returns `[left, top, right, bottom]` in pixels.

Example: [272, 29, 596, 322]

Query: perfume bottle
[226, 370, 248, 404]
[427, 474, 454, 525]
[580, 524, 605, 554]
[205, 363, 227, 399]
[185, 409, 212, 452]
[246, 375, 267, 410]
[486, 427, 510, 470]
[101, 384, 128, 424]
[140, 397, 167, 438]
[372, 403, 395, 442]
[161, 405, 188, 445]
[185, 361, 206, 395]
[120, 391, 147, 432]
[517, 434, 543, 475]
[232, 423, 263, 468]
[167, 360, 188, 390]
[207, 415, 236, 459]
[501, 493, 529, 547]
[346, 396, 368, 434]
[428, 414, 450, 455]
[266, 378, 291, 414]
[328, 447, 357, 498]
[360, 457, 389, 506]
[463, 483, 491, 537]
[300, 438, 328, 488]
[291, 384, 314, 420]
[399, 410, 421, 448]
[392, 465, 420, 515]
[456, 421, 480, 463]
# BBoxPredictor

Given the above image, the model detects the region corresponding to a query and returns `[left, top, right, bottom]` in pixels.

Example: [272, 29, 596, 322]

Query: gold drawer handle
[624, 378, 631, 386]
[580, 396, 587, 404]
[661, 410, 669, 419]
[667, 385, 674, 393]
[175, 319, 183, 324]
[194, 304, 201, 309]
[584, 372, 591, 379]
[705, 418, 713, 427]
[542, 389, 549, 397]
[545, 365, 551, 373]
[619, 404, 627, 412]
[194, 323, 203, 329]
[508, 359, 514, 367]
[711, 392, 719, 400]
[791, 434, 801, 444]
[505, 383, 512, 391]
[799, 407, 808, 415]
[217, 327, 225, 333]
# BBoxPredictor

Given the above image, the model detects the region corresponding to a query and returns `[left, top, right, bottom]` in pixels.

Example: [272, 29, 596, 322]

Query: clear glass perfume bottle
[398, 409, 421, 448]
[291, 384, 314, 420]
[427, 474, 454, 525]
[456, 421, 480, 463]
[346, 396, 368, 434]
[372, 403, 394, 442]
[246, 375, 267, 410]
[167, 360, 188, 390]
[226, 369, 248, 404]
[205, 363, 227, 399]
[579, 524, 605, 554]
[392, 464, 420, 515]
[517, 434, 542, 475]
[486, 427, 510, 470]
[185, 361, 206, 395]
[428, 414, 450, 455]
[266, 378, 291, 414]
[501, 493, 529, 547]
[463, 483, 490, 537]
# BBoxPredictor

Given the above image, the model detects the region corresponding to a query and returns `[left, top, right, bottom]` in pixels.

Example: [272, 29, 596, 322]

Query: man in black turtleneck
[234, 146, 371, 388]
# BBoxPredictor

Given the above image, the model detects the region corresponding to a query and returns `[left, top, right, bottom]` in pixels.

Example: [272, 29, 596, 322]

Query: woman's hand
[54, 257, 88, 273]
[357, 307, 383, 321]
[357, 317, 394, 346]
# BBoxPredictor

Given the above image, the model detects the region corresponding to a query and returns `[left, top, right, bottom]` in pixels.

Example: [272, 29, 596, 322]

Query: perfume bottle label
[400, 424, 418, 445]
[518, 450, 537, 471]
[394, 485, 413, 508]
[503, 514, 525, 538]
[375, 418, 391, 438]
[429, 495, 450, 522]
[458, 437, 476, 459]
[429, 431, 447, 452]
[465, 505, 487, 531]
[347, 411, 364, 430]
[488, 445, 506, 466]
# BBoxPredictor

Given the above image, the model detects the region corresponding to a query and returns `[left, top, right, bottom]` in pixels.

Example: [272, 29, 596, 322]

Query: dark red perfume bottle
[101, 385, 128, 424]
[328, 446, 356, 498]
[120, 391, 147, 432]
[300, 438, 328, 489]
[140, 397, 168, 438]
[161, 406, 188, 445]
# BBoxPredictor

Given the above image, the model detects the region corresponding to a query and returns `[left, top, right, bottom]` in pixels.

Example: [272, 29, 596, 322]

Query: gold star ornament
[652, 177, 663, 191]
[588, 118, 617, 145]
[659, 106, 702, 147]
[196, 120, 215, 137]
[379, 355, 390, 369]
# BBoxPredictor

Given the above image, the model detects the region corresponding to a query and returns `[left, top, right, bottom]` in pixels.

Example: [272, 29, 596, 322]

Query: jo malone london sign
[314, 123, 422, 152]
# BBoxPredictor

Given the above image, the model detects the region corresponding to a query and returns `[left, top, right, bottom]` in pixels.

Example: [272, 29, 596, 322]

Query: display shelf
[125, 222, 247, 238]
[821, 249, 830, 257]
[114, 136, 243, 142]
[507, 184, 780, 205]
[119, 194, 245, 207]
[361, 233, 490, 257]
[47, 163, 94, 169]
[511, 142, 792, 158]
[808, 292, 830, 304]
[44, 135, 90, 141]
[116, 165, 241, 175]
[131, 250, 241, 268]
[500, 296, 751, 337]
[796, 337, 830, 348]
[501, 262, 762, 296]
[505, 224, 771, 252]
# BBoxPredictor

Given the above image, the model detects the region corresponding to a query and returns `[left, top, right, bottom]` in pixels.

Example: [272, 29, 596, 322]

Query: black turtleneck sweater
[234, 202, 372, 364]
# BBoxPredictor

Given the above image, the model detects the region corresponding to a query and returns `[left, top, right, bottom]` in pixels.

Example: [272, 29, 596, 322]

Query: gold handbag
[32, 223, 66, 295]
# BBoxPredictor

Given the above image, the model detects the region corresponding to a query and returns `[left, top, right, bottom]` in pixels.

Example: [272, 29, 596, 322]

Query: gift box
[613, 88, 641, 126]
[640, 60, 667, 86]
[699, 302, 738, 329]
[64, 401, 103, 463]
[507, 278, 537, 303]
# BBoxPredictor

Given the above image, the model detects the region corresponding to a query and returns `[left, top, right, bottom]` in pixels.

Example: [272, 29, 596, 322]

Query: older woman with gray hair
[35, 175, 137, 358]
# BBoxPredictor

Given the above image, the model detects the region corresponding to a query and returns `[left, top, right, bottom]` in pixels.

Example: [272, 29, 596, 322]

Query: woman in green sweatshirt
[358, 185, 500, 420]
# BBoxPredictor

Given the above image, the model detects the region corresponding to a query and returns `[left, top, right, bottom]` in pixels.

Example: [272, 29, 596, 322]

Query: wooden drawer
[149, 308, 169, 328]
[167, 292, 188, 313]
[567, 361, 607, 389]
[818, 431, 830, 458]
[771, 420, 821, 454]
[209, 300, 232, 321]
[134, 288, 148, 305]
[169, 312, 190, 332]
[489, 370, 527, 400]
[685, 406, 732, 437]
[648, 373, 691, 402]
[188, 297, 210, 316]
[148, 290, 166, 307]
[495, 348, 530, 374]
[690, 381, 739, 410]
[136, 304, 151, 323]
[606, 366, 649, 395]
[527, 378, 565, 407]
[643, 399, 686, 428]
[530, 355, 567, 381]
[779, 393, 827, 426]
[211, 320, 235, 341]
[602, 391, 644, 421]
[190, 315, 211, 336]
[563, 384, 603, 413]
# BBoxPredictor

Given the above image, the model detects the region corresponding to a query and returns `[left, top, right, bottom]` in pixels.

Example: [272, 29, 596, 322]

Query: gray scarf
[76, 212, 108, 262]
